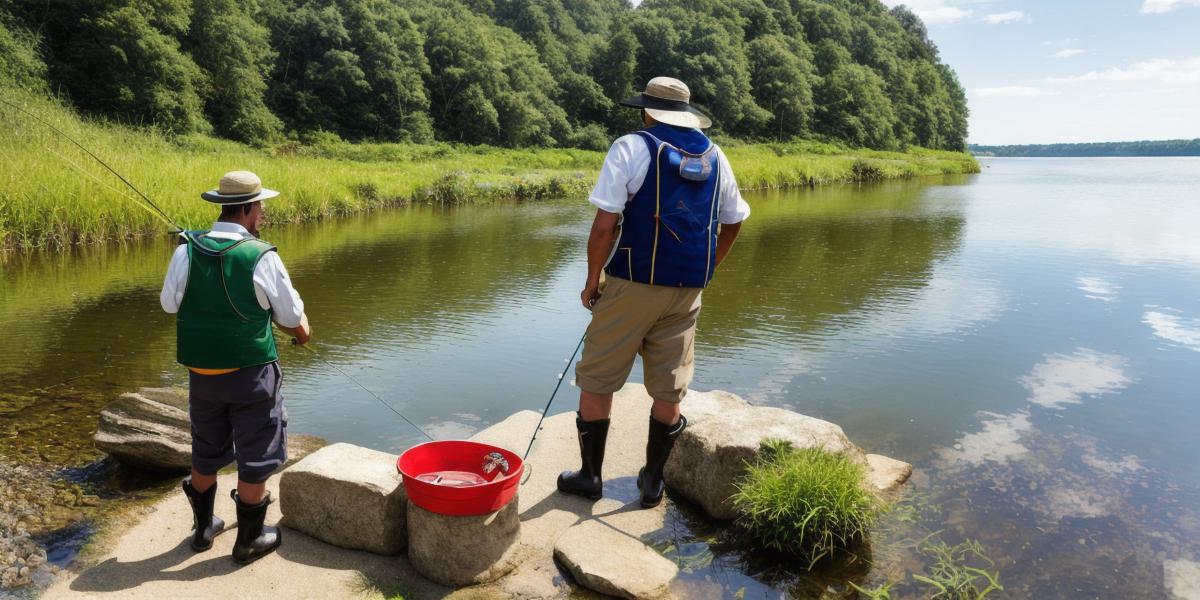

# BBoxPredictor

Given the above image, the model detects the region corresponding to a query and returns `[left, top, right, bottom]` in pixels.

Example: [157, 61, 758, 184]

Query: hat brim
[200, 188, 279, 205]
[620, 94, 712, 129]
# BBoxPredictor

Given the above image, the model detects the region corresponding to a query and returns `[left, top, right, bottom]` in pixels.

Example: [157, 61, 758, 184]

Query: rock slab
[665, 399, 869, 520]
[94, 388, 191, 471]
[866, 453, 913, 493]
[407, 499, 521, 587]
[279, 443, 408, 555]
[553, 519, 678, 600]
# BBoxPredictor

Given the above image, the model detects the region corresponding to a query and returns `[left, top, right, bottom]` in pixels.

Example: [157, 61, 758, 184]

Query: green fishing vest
[176, 231, 279, 369]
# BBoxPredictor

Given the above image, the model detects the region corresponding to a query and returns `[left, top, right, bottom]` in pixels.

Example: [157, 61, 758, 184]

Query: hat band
[214, 190, 261, 201]
[635, 94, 694, 112]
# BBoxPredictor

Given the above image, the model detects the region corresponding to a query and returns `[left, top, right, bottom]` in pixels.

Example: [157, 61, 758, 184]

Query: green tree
[187, 0, 282, 143]
[0, 10, 46, 89]
[747, 34, 814, 140]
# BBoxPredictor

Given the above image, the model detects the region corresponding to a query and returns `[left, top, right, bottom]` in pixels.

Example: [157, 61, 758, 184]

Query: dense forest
[1, 0, 968, 151]
[970, 139, 1200, 157]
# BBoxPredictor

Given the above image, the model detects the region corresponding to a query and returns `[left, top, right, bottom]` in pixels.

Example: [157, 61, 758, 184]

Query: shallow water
[2, 158, 1199, 597]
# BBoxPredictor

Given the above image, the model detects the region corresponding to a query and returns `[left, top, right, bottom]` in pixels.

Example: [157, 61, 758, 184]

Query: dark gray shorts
[188, 362, 288, 484]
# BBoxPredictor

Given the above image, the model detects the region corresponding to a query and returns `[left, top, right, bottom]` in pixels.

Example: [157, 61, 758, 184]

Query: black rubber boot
[181, 477, 225, 552]
[231, 490, 281, 564]
[556, 414, 611, 500]
[637, 415, 687, 508]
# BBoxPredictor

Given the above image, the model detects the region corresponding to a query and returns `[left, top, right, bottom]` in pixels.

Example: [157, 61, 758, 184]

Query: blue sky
[882, 0, 1200, 144]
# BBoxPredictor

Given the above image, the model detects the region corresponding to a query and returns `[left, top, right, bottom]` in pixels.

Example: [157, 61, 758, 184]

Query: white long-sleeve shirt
[160, 222, 305, 328]
[588, 133, 751, 224]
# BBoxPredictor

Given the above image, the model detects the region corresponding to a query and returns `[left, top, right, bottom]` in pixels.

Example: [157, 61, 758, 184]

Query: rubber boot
[637, 415, 687, 508]
[181, 477, 225, 552]
[556, 414, 610, 500]
[231, 490, 281, 564]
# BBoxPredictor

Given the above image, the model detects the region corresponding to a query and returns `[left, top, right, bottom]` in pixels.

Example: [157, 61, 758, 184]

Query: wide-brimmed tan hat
[620, 76, 712, 129]
[201, 171, 279, 204]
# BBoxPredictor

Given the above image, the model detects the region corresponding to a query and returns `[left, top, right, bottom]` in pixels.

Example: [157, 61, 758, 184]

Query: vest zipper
[650, 143, 665, 286]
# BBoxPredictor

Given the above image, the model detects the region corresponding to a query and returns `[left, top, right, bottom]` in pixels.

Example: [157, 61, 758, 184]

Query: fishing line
[292, 341, 435, 442]
[0, 96, 182, 231]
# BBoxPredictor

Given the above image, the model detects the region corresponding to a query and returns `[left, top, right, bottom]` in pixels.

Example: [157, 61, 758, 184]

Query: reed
[730, 439, 879, 568]
[0, 87, 979, 251]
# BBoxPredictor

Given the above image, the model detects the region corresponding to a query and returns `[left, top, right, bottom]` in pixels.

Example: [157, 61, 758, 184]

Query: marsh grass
[730, 439, 880, 568]
[911, 536, 1004, 599]
[1, 87, 978, 250]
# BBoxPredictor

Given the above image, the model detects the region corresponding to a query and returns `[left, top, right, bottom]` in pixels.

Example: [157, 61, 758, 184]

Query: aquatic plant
[730, 439, 879, 568]
[912, 536, 1004, 599]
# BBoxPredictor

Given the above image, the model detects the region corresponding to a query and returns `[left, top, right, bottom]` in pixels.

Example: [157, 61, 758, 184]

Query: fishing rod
[523, 331, 587, 461]
[0, 96, 182, 231]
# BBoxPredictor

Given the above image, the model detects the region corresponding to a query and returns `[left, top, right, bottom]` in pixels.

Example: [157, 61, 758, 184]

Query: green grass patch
[1, 87, 978, 250]
[730, 439, 879, 568]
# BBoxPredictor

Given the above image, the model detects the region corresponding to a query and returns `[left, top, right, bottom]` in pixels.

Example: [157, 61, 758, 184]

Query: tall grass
[1, 87, 979, 250]
[730, 439, 880, 568]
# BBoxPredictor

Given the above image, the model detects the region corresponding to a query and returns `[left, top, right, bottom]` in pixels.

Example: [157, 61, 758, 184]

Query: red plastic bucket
[397, 440, 523, 516]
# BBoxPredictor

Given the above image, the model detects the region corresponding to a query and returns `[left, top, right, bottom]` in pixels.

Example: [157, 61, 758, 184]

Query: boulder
[553, 519, 678, 600]
[407, 499, 521, 587]
[665, 400, 868, 520]
[866, 454, 913, 493]
[94, 388, 191, 471]
[279, 443, 408, 555]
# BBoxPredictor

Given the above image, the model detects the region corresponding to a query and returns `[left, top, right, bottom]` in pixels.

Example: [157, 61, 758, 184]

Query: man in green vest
[160, 171, 311, 564]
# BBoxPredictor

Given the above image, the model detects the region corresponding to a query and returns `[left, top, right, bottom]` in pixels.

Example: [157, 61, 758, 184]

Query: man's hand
[581, 280, 601, 311]
[278, 313, 312, 346]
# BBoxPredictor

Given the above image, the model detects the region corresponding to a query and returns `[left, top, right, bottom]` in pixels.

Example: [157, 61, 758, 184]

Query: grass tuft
[730, 439, 879, 568]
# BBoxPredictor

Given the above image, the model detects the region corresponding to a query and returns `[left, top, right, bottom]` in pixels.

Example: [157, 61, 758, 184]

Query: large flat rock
[94, 388, 191, 471]
[554, 519, 677, 599]
[279, 443, 408, 555]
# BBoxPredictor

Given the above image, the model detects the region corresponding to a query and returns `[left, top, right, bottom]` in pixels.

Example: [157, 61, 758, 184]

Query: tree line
[970, 139, 1200, 157]
[1, 0, 968, 151]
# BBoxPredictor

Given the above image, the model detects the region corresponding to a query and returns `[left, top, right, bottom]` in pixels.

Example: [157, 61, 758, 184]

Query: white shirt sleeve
[714, 146, 751, 225]
[253, 252, 305, 328]
[160, 244, 189, 313]
[588, 134, 650, 214]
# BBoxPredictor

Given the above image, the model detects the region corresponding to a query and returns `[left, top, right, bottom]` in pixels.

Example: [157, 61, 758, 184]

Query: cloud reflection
[1144, 309, 1200, 352]
[1076, 276, 1121, 302]
[1021, 348, 1130, 409]
[941, 410, 1033, 465]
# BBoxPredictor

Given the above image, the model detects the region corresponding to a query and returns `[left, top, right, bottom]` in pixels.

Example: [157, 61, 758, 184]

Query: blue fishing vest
[605, 124, 721, 288]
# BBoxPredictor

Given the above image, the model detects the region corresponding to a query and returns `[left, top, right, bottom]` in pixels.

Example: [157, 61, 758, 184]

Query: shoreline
[1, 90, 979, 251]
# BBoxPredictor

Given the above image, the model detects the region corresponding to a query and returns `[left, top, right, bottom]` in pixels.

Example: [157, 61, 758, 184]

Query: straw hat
[201, 171, 279, 204]
[619, 77, 712, 129]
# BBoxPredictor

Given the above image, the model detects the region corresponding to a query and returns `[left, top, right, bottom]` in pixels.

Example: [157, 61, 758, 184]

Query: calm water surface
[2, 158, 1198, 597]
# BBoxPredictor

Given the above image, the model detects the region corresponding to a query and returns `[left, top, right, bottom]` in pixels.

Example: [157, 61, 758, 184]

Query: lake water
[2, 158, 1198, 597]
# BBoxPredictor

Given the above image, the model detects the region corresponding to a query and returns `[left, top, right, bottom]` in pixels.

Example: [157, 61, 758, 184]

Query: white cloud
[1020, 349, 1130, 410]
[880, 0, 973, 25]
[943, 411, 1033, 465]
[1053, 56, 1200, 86]
[984, 10, 1025, 24]
[972, 86, 1061, 98]
[1053, 49, 1086, 59]
[1144, 310, 1200, 352]
[1141, 0, 1200, 13]
[1043, 38, 1078, 47]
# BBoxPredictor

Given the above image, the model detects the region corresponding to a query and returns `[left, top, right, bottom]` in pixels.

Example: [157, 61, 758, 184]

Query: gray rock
[866, 454, 913, 493]
[665, 400, 868, 520]
[407, 499, 521, 587]
[554, 519, 677, 599]
[278, 443, 408, 555]
[94, 388, 191, 471]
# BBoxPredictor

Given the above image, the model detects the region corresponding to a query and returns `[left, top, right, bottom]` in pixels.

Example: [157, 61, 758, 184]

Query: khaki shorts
[574, 276, 703, 404]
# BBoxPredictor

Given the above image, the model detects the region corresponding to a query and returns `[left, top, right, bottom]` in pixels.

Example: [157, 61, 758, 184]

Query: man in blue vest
[160, 171, 311, 563]
[558, 77, 750, 508]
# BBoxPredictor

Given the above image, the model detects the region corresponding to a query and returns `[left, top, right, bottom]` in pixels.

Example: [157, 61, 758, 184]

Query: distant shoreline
[970, 139, 1200, 158]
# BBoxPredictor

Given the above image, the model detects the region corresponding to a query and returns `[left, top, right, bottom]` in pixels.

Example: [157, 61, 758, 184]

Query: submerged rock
[553, 519, 678, 599]
[407, 499, 521, 587]
[93, 388, 191, 471]
[279, 443, 408, 555]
